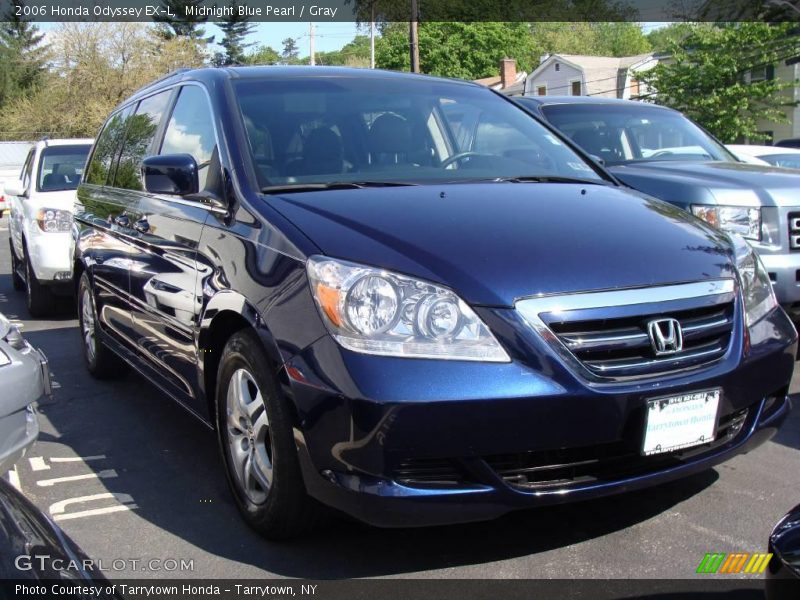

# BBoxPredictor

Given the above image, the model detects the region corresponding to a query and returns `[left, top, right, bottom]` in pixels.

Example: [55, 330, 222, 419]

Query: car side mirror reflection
[4, 180, 25, 197]
[142, 154, 199, 196]
[588, 154, 605, 166]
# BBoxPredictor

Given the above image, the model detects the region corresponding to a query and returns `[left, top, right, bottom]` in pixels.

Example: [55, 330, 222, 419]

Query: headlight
[0, 313, 26, 350]
[732, 235, 777, 326]
[692, 205, 760, 241]
[36, 208, 72, 233]
[307, 256, 510, 362]
[0, 349, 9, 367]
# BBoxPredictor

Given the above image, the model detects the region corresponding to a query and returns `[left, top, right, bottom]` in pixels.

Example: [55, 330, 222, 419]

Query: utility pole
[370, 4, 375, 69]
[309, 22, 316, 66]
[409, 0, 419, 73]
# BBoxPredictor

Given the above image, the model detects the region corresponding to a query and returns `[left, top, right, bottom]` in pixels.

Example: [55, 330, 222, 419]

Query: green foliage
[639, 23, 800, 143]
[377, 22, 536, 79]
[245, 44, 280, 65]
[0, 0, 47, 110]
[646, 23, 696, 54]
[529, 22, 650, 57]
[314, 35, 371, 67]
[214, 0, 256, 66]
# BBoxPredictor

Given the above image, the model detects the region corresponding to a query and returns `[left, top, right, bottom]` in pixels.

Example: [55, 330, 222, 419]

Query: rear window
[37, 145, 91, 192]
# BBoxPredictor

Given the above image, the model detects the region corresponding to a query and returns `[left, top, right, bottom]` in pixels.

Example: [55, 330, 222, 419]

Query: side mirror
[588, 154, 605, 166]
[4, 179, 25, 197]
[142, 154, 198, 196]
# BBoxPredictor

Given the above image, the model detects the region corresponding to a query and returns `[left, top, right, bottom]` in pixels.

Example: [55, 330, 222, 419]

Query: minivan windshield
[37, 145, 91, 192]
[541, 103, 735, 166]
[234, 76, 604, 188]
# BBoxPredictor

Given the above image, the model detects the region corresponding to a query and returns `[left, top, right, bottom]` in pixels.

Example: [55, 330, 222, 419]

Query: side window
[85, 106, 133, 186]
[160, 86, 218, 191]
[114, 91, 171, 191]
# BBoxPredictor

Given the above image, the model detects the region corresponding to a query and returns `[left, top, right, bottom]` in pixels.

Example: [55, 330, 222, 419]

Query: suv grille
[789, 211, 800, 250]
[517, 280, 738, 381]
[549, 301, 734, 379]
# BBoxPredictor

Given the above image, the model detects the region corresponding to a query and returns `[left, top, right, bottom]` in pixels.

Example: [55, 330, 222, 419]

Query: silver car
[0, 313, 50, 472]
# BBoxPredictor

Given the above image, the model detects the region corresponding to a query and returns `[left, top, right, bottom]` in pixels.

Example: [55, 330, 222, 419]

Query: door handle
[133, 219, 150, 234]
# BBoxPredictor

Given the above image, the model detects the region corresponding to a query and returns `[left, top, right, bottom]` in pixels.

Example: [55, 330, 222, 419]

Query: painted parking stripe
[36, 469, 117, 487]
[49, 493, 137, 522]
[29, 455, 107, 471]
[6, 467, 21, 491]
[29, 457, 50, 471]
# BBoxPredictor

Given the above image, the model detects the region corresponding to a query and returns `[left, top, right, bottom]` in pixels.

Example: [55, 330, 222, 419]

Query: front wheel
[24, 248, 54, 317]
[77, 273, 128, 379]
[216, 330, 320, 539]
[9, 239, 24, 291]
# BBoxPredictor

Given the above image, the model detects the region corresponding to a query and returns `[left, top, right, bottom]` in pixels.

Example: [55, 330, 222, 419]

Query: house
[522, 53, 658, 99]
[473, 58, 527, 95]
[753, 58, 800, 143]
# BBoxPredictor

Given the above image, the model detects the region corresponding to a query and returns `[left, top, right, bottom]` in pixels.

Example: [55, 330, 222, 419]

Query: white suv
[5, 139, 93, 316]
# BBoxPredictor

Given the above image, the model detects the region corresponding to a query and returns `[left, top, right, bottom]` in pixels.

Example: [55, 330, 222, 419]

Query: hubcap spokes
[81, 290, 96, 362]
[226, 368, 272, 504]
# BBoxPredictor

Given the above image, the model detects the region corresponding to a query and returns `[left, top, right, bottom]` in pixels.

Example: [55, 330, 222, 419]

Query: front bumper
[27, 231, 72, 283]
[283, 306, 796, 528]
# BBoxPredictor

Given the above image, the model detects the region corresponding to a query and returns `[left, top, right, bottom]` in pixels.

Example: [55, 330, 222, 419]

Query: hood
[269, 183, 734, 307]
[30, 189, 78, 211]
[609, 160, 800, 208]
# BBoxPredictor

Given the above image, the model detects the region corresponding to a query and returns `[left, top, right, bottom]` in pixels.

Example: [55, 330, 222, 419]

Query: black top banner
[0, 0, 798, 23]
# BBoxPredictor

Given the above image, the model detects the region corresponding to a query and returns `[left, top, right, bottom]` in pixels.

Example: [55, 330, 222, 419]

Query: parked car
[766, 503, 800, 599]
[0, 313, 49, 473]
[0, 476, 118, 594]
[0, 141, 33, 216]
[728, 145, 800, 170]
[74, 67, 795, 539]
[776, 138, 800, 149]
[5, 138, 93, 316]
[515, 96, 800, 320]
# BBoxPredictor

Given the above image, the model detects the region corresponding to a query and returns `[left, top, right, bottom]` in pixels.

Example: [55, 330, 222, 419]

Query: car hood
[609, 160, 800, 208]
[269, 183, 734, 307]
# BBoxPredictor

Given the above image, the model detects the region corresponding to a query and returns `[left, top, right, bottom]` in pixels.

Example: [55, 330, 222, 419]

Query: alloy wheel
[81, 289, 97, 363]
[226, 368, 273, 505]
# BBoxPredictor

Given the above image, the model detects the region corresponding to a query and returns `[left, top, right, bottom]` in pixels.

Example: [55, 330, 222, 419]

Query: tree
[245, 44, 280, 65]
[529, 22, 651, 57]
[0, 0, 48, 109]
[313, 35, 371, 67]
[639, 23, 800, 143]
[214, 1, 256, 66]
[377, 22, 536, 79]
[281, 37, 299, 63]
[646, 23, 696, 54]
[153, 0, 214, 43]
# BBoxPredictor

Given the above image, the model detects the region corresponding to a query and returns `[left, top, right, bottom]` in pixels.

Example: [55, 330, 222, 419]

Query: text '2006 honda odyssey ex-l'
[74, 67, 795, 539]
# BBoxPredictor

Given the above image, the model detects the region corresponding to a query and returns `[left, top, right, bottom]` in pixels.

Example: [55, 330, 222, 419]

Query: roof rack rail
[131, 68, 193, 97]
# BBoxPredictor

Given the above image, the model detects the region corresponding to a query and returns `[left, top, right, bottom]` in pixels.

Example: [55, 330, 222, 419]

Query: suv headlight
[692, 205, 760, 241]
[732, 235, 777, 326]
[307, 256, 510, 362]
[36, 208, 72, 233]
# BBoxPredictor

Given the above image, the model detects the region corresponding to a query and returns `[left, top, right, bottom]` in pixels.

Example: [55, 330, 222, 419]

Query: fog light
[54, 272, 72, 281]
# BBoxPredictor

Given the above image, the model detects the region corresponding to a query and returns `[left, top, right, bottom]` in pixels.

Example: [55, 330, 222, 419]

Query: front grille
[789, 212, 800, 250]
[548, 301, 735, 379]
[485, 406, 750, 492]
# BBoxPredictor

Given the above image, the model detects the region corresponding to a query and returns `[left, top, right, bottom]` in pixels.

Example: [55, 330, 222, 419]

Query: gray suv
[517, 96, 800, 320]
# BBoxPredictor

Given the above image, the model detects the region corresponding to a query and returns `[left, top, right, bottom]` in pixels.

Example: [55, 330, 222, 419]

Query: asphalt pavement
[1, 214, 799, 580]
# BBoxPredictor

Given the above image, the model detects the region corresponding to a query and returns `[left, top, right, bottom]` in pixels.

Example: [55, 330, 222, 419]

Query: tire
[9, 239, 24, 291]
[77, 272, 128, 379]
[216, 330, 320, 540]
[24, 246, 55, 318]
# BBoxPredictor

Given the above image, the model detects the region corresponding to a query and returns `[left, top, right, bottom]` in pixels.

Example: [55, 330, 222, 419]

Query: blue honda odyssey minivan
[74, 67, 795, 539]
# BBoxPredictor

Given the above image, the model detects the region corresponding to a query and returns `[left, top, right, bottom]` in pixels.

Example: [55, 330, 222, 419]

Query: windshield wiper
[487, 175, 606, 185]
[261, 181, 417, 194]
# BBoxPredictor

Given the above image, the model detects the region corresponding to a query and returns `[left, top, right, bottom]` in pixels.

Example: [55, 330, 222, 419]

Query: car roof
[35, 138, 94, 149]
[517, 95, 677, 111]
[124, 66, 481, 106]
[728, 144, 800, 156]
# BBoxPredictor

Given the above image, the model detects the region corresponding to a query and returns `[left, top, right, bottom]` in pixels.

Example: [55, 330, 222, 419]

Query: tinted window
[85, 107, 133, 185]
[235, 77, 603, 187]
[761, 154, 800, 169]
[160, 86, 217, 191]
[541, 104, 733, 166]
[115, 91, 171, 191]
[37, 145, 91, 191]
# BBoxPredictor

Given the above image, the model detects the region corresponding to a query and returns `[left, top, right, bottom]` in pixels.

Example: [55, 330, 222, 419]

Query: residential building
[473, 58, 527, 95]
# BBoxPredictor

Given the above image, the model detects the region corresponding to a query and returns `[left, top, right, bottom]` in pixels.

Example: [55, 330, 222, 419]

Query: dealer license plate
[642, 390, 720, 456]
